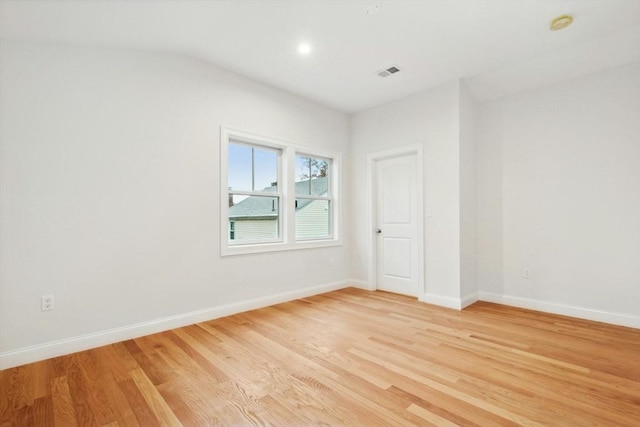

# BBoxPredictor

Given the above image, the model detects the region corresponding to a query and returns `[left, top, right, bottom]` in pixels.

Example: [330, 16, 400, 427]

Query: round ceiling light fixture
[550, 15, 573, 31]
[298, 43, 312, 55]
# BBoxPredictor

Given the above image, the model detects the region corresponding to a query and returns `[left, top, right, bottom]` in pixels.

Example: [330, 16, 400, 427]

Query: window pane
[229, 195, 279, 241]
[228, 143, 278, 192]
[254, 148, 278, 192]
[228, 143, 252, 191]
[295, 156, 329, 196]
[295, 199, 330, 239]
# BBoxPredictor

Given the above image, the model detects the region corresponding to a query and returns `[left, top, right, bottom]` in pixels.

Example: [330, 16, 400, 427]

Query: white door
[375, 154, 420, 297]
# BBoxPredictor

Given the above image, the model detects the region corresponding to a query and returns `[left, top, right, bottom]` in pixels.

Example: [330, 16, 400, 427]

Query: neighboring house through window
[227, 141, 281, 244]
[295, 155, 331, 240]
[220, 128, 340, 255]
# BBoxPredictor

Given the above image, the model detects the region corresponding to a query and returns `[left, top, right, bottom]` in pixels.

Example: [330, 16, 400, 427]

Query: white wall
[2, 40, 638, 368]
[477, 62, 640, 324]
[0, 41, 351, 366]
[350, 81, 465, 305]
[459, 83, 478, 301]
[476, 98, 503, 298]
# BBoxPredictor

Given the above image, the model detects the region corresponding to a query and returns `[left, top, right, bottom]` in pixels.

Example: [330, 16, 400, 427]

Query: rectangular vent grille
[377, 66, 400, 78]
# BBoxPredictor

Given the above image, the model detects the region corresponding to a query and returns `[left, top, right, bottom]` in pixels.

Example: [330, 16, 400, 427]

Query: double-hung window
[226, 141, 282, 243]
[221, 128, 340, 255]
[295, 154, 332, 240]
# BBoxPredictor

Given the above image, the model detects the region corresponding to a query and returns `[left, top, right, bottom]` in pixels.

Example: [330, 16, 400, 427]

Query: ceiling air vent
[377, 66, 400, 78]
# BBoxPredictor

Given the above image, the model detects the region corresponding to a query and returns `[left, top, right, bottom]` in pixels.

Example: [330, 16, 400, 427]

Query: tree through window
[295, 155, 332, 239]
[221, 128, 340, 255]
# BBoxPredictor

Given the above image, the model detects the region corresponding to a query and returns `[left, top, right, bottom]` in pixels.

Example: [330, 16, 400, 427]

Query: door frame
[366, 144, 425, 301]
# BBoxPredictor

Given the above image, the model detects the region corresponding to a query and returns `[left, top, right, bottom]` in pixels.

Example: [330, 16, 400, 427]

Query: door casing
[366, 144, 425, 300]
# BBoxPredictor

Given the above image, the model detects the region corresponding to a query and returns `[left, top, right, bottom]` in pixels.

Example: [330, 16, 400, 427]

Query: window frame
[226, 140, 283, 245]
[294, 153, 333, 241]
[220, 127, 341, 256]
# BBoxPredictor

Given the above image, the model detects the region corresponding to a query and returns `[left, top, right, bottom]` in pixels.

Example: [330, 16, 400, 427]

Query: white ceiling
[1, 0, 639, 113]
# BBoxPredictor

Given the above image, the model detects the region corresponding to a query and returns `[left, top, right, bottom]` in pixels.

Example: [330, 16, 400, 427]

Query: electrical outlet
[523, 268, 531, 279]
[41, 295, 54, 311]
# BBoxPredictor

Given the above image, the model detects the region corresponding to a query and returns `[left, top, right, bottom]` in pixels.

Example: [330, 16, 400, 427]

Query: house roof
[229, 177, 328, 219]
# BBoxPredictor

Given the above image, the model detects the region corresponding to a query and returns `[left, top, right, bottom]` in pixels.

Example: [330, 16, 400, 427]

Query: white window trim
[294, 153, 334, 242]
[225, 140, 283, 246]
[220, 127, 342, 256]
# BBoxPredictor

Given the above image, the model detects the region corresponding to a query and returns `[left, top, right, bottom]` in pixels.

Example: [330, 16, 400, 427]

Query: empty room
[1, 0, 639, 425]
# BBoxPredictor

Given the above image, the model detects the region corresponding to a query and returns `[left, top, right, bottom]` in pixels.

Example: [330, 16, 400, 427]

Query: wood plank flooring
[1, 288, 639, 426]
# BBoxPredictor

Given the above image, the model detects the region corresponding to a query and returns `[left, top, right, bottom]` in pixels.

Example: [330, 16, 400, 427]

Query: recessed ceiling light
[550, 15, 573, 31]
[298, 43, 311, 55]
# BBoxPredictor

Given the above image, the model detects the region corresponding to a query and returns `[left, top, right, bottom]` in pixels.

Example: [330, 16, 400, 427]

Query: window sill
[221, 238, 342, 257]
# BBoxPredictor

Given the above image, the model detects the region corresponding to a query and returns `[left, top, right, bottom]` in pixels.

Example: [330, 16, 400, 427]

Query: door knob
[376, 228, 382, 234]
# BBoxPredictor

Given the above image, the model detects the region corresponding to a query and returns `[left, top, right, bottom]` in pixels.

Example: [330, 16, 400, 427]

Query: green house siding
[295, 199, 329, 239]
[232, 218, 278, 241]
[229, 177, 329, 242]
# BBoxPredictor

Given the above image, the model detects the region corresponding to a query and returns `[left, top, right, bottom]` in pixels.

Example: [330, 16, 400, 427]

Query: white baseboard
[423, 293, 463, 309]
[5, 284, 635, 369]
[461, 292, 479, 309]
[478, 292, 640, 329]
[349, 279, 374, 291]
[423, 291, 479, 310]
[0, 280, 352, 370]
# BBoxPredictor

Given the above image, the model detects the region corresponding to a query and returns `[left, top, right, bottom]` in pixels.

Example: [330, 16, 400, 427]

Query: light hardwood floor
[1, 288, 639, 426]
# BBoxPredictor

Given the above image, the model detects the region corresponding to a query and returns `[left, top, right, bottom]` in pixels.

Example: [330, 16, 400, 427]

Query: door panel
[382, 168, 411, 224]
[382, 238, 412, 278]
[376, 154, 419, 297]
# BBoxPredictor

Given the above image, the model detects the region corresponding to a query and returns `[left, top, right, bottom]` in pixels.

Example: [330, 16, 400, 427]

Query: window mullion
[222, 127, 340, 255]
[285, 147, 296, 246]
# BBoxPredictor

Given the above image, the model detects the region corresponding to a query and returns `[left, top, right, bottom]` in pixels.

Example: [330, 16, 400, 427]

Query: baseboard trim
[422, 291, 479, 310]
[0, 280, 352, 370]
[349, 279, 374, 291]
[478, 292, 640, 329]
[423, 293, 463, 310]
[6, 285, 636, 369]
[461, 292, 479, 309]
